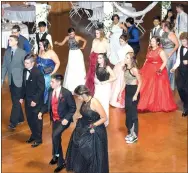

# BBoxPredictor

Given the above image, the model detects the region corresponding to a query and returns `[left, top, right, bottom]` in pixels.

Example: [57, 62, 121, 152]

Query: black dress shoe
[49, 156, 58, 165]
[26, 138, 35, 143]
[8, 124, 16, 130]
[182, 112, 188, 117]
[54, 164, 66, 173]
[31, 142, 42, 148]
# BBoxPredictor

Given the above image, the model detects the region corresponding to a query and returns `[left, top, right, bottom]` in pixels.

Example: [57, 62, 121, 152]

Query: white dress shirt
[172, 46, 188, 69]
[149, 25, 164, 39]
[175, 11, 188, 33]
[52, 86, 61, 99]
[34, 32, 53, 54]
[26, 67, 33, 80]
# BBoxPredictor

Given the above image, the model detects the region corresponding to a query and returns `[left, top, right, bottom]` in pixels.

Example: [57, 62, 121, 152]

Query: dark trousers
[9, 81, 24, 126]
[177, 68, 188, 112]
[52, 120, 70, 166]
[125, 85, 140, 136]
[25, 100, 43, 143]
[130, 45, 140, 59]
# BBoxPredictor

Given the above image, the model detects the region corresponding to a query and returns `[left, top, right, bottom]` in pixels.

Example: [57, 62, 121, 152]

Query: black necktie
[153, 28, 157, 36]
[178, 15, 180, 33]
[11, 51, 14, 62]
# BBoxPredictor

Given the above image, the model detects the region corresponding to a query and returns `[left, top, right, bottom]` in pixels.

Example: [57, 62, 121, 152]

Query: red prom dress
[138, 47, 177, 112]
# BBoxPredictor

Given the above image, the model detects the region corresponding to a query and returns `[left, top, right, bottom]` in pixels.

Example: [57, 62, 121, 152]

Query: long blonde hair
[123, 52, 137, 71]
[96, 28, 106, 41]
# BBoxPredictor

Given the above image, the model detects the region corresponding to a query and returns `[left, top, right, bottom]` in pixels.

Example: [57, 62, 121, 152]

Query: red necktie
[54, 90, 57, 99]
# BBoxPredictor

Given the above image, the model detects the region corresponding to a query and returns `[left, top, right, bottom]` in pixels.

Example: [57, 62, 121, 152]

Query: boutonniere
[59, 93, 64, 102]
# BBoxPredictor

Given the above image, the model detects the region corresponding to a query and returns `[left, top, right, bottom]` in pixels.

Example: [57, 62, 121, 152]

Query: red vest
[51, 93, 60, 121]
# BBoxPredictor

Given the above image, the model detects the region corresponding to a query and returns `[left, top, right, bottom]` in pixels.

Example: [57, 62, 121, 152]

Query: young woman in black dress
[66, 85, 109, 173]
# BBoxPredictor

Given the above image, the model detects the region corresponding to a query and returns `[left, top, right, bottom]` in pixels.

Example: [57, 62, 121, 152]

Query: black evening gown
[66, 98, 109, 173]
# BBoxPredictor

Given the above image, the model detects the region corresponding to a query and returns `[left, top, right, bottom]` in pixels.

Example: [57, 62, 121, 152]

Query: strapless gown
[36, 56, 55, 104]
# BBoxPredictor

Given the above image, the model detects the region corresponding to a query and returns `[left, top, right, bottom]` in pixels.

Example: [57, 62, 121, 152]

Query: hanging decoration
[161, 2, 171, 20]
[112, 2, 158, 18]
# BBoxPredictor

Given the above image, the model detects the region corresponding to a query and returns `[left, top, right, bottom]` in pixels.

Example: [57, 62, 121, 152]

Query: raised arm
[54, 36, 69, 46]
[120, 23, 128, 33]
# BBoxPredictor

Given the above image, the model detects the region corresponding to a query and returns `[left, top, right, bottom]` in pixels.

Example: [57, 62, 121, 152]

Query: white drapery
[112, 2, 158, 18]
[103, 2, 114, 36]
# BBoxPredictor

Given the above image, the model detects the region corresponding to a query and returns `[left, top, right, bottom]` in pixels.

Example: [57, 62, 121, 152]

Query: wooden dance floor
[1, 5, 187, 173]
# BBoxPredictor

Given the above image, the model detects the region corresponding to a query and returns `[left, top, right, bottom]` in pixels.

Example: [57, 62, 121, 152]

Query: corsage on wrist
[156, 69, 162, 74]
[89, 123, 96, 129]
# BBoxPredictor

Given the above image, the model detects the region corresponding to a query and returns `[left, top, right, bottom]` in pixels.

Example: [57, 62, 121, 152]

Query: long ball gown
[137, 47, 177, 112]
[94, 67, 111, 126]
[85, 52, 98, 96]
[36, 57, 55, 104]
[109, 23, 123, 65]
[63, 37, 86, 93]
[66, 98, 109, 173]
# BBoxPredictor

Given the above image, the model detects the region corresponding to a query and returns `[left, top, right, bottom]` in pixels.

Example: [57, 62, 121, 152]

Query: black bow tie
[26, 69, 31, 73]
[182, 46, 188, 49]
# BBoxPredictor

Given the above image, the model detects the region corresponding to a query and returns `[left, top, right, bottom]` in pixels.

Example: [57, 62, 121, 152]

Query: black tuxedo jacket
[40, 87, 76, 122]
[21, 66, 45, 112]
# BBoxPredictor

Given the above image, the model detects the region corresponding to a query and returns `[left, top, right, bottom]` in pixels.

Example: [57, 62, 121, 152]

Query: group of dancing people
[2, 6, 188, 173]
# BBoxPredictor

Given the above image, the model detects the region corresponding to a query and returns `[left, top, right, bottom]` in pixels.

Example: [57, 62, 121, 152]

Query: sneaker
[125, 134, 132, 141]
[126, 136, 138, 144]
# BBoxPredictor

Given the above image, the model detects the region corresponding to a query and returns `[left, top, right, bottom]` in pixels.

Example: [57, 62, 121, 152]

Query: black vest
[180, 46, 188, 66]
[36, 32, 48, 53]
